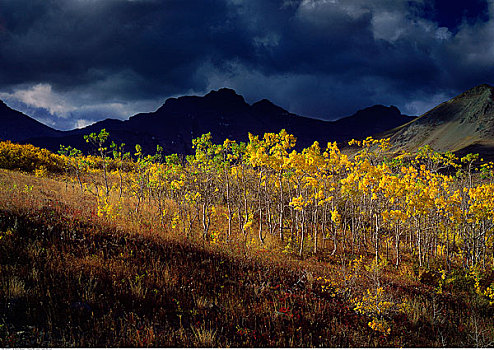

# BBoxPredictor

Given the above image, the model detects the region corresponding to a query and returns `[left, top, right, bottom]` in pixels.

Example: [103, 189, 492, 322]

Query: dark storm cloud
[0, 0, 239, 95]
[421, 0, 489, 32]
[0, 0, 492, 129]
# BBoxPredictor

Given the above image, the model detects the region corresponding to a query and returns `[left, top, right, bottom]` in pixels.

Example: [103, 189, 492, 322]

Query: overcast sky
[0, 0, 493, 130]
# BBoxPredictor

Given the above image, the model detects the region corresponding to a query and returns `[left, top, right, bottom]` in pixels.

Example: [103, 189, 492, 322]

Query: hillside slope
[0, 100, 61, 142]
[386, 84, 494, 156]
[2, 167, 491, 347]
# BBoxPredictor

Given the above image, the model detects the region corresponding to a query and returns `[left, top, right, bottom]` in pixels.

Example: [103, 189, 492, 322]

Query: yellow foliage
[0, 141, 64, 173]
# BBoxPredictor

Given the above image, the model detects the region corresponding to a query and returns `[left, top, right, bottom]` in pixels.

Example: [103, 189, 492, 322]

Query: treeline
[1, 129, 494, 273]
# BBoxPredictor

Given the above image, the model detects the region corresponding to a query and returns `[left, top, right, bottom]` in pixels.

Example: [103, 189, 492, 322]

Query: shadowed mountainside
[0, 100, 61, 142]
[18, 88, 413, 154]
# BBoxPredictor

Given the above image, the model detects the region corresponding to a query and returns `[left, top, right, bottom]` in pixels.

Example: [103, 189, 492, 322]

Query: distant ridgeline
[2, 84, 494, 159]
[0, 88, 413, 155]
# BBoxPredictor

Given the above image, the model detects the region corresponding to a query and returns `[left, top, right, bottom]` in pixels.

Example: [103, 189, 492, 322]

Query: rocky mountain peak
[455, 83, 494, 101]
[251, 99, 288, 115]
[204, 88, 248, 108]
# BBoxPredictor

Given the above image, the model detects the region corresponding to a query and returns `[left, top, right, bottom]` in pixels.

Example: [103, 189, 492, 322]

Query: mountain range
[1, 84, 494, 157]
[0, 88, 413, 154]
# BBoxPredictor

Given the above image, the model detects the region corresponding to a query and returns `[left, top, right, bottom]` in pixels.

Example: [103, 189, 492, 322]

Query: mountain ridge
[9, 88, 413, 154]
[385, 83, 494, 156]
[3, 84, 494, 159]
[0, 100, 62, 142]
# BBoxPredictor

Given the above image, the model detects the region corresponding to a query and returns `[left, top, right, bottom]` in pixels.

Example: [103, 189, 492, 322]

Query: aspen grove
[3, 129, 494, 344]
[2, 129, 494, 275]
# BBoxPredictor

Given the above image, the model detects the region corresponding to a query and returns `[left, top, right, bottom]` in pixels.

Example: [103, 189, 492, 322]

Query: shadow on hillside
[0, 206, 377, 347]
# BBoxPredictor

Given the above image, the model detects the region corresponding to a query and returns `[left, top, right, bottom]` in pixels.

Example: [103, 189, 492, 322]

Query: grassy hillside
[386, 84, 494, 157]
[0, 170, 380, 347]
[1, 133, 494, 347]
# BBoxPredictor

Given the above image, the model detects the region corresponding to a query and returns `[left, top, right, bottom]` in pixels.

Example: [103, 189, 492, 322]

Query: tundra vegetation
[0, 129, 494, 347]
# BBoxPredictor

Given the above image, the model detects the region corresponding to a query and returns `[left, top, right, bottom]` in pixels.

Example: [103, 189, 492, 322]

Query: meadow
[0, 130, 494, 347]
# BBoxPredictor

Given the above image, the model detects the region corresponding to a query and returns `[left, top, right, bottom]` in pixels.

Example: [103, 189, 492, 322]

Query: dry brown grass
[0, 168, 494, 347]
[191, 323, 217, 347]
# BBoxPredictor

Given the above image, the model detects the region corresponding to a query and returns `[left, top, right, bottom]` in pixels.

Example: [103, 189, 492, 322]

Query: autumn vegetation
[1, 129, 494, 346]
